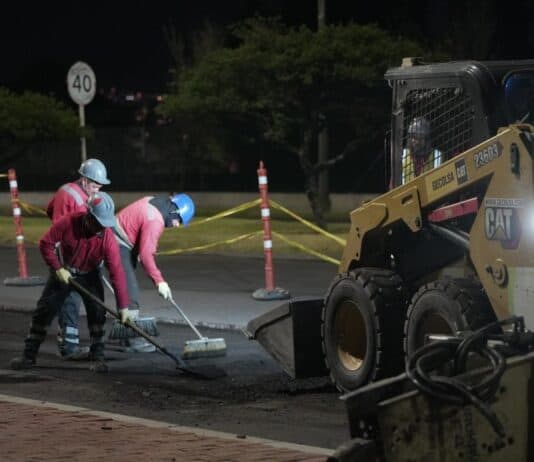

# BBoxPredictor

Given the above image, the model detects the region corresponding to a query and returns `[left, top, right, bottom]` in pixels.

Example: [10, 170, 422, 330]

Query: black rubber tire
[404, 277, 498, 359]
[321, 268, 407, 393]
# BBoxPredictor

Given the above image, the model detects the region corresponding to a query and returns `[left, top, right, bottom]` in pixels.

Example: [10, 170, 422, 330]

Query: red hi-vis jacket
[39, 212, 129, 310]
[46, 181, 88, 223]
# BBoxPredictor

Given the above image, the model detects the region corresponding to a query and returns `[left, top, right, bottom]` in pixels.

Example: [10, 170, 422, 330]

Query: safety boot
[10, 356, 36, 370]
[120, 337, 156, 353]
[59, 346, 91, 361]
[89, 341, 107, 372]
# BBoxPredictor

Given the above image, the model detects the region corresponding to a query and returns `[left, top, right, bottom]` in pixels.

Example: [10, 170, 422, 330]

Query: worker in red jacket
[46, 158, 111, 360]
[46, 158, 110, 222]
[111, 194, 195, 352]
[10, 192, 132, 372]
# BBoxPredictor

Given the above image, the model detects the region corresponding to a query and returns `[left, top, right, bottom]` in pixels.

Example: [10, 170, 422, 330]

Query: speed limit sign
[67, 61, 96, 105]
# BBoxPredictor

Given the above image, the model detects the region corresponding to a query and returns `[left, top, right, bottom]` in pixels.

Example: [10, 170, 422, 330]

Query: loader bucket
[244, 297, 328, 379]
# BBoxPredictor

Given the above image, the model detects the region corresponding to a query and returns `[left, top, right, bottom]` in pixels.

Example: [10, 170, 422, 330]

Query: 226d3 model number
[474, 142, 501, 168]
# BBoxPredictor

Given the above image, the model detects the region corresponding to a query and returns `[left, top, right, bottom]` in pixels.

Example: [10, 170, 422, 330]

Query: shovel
[69, 278, 226, 380]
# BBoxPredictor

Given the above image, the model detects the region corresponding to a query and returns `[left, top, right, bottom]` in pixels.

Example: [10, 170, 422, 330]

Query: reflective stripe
[65, 326, 79, 335]
[147, 202, 158, 220]
[64, 337, 80, 344]
[263, 240, 272, 249]
[60, 184, 84, 206]
[113, 222, 134, 250]
[433, 149, 442, 168]
[261, 208, 270, 217]
[258, 175, 267, 185]
[402, 148, 443, 184]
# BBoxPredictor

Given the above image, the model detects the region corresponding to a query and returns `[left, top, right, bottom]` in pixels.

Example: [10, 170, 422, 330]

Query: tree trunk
[297, 130, 327, 229]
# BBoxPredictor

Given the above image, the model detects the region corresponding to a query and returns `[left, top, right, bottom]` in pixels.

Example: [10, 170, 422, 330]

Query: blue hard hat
[170, 193, 195, 226]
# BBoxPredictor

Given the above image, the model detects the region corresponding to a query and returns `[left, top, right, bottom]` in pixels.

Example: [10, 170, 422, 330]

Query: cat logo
[485, 207, 520, 248]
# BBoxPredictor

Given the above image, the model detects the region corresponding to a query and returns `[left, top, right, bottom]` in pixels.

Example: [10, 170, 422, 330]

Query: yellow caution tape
[19, 201, 48, 216]
[186, 199, 261, 227]
[272, 231, 340, 266]
[157, 230, 262, 256]
[270, 200, 346, 247]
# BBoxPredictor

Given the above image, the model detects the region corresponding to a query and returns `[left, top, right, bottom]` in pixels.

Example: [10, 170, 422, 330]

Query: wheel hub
[334, 300, 367, 372]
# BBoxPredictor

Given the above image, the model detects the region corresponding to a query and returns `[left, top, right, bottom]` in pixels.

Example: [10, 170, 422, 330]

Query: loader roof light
[504, 71, 534, 124]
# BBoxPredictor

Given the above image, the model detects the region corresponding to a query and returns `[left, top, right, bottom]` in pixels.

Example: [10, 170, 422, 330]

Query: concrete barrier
[1, 191, 379, 218]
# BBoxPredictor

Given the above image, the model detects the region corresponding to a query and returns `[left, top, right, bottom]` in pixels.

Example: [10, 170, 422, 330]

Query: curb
[0, 392, 334, 457]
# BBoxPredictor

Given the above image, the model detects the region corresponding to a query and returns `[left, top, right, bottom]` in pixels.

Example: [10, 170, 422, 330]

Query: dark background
[5, 1, 534, 94]
[2, 1, 534, 193]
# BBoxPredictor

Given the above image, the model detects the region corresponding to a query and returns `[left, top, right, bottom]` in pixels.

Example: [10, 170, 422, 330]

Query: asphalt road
[0, 311, 349, 449]
[0, 246, 349, 449]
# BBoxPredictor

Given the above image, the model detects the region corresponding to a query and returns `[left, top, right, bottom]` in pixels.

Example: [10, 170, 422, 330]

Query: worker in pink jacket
[112, 194, 195, 352]
[46, 158, 111, 360]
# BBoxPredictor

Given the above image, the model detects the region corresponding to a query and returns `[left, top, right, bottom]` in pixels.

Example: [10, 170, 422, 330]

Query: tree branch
[314, 139, 358, 173]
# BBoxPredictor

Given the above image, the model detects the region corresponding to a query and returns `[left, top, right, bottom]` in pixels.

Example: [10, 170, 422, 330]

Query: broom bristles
[182, 338, 227, 360]
[108, 317, 159, 340]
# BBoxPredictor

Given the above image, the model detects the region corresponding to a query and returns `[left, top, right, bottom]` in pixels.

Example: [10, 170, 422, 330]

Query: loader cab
[386, 58, 534, 188]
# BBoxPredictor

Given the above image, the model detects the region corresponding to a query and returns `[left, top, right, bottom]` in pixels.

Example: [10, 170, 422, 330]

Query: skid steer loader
[245, 57, 534, 394]
[246, 57, 534, 461]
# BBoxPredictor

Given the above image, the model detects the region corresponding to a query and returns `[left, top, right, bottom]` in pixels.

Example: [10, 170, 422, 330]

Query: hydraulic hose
[406, 317, 528, 438]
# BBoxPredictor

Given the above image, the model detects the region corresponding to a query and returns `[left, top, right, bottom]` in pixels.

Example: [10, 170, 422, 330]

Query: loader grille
[401, 87, 475, 182]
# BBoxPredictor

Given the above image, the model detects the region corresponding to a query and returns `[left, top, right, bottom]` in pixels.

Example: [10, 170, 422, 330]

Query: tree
[0, 88, 79, 165]
[160, 18, 423, 226]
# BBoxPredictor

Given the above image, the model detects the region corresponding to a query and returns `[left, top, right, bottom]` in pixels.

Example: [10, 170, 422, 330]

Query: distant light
[157, 95, 163, 102]
[125, 94, 135, 101]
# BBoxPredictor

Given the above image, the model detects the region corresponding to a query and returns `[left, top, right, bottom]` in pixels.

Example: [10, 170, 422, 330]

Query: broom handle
[169, 297, 206, 340]
[104, 273, 205, 340]
[103, 274, 203, 338]
[69, 278, 190, 370]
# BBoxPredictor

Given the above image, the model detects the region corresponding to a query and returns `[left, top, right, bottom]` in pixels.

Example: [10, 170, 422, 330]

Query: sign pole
[79, 104, 87, 162]
[67, 61, 96, 164]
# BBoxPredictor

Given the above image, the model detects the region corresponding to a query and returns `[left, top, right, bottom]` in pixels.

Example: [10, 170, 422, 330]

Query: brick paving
[0, 395, 332, 461]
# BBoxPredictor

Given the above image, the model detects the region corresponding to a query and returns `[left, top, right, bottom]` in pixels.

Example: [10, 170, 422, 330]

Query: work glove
[55, 267, 72, 285]
[119, 308, 135, 324]
[157, 281, 172, 300]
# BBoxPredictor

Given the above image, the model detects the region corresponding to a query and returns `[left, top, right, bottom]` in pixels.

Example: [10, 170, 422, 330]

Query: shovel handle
[69, 278, 189, 369]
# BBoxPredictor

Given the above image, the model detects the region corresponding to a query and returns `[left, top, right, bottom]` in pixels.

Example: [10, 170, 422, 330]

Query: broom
[101, 275, 159, 340]
[69, 278, 226, 380]
[168, 297, 227, 359]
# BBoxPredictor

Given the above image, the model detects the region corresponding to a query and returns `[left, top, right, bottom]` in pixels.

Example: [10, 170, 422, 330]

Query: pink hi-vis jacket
[116, 197, 166, 285]
[39, 212, 129, 310]
[46, 181, 88, 223]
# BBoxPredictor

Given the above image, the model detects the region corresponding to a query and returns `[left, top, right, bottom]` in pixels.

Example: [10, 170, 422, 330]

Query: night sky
[2, 1, 534, 96]
[2, 1, 315, 94]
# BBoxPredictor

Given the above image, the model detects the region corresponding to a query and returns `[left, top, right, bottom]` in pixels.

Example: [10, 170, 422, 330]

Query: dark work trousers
[119, 243, 140, 310]
[57, 290, 83, 353]
[23, 270, 107, 361]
